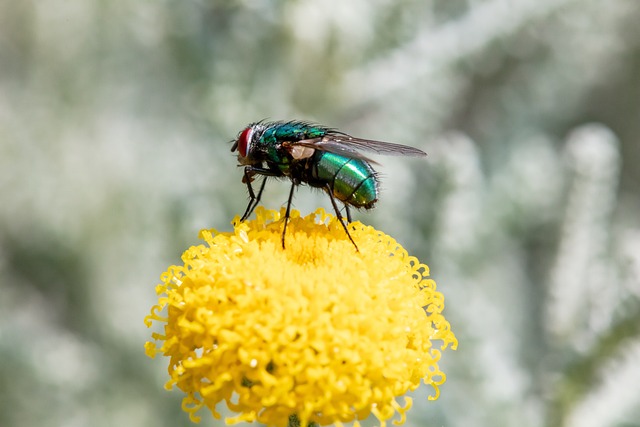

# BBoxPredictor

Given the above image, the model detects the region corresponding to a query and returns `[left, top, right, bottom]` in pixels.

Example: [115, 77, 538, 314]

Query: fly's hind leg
[325, 185, 359, 251]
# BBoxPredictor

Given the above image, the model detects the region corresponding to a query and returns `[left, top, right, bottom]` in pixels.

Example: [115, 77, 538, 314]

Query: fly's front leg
[240, 176, 266, 222]
[240, 166, 277, 222]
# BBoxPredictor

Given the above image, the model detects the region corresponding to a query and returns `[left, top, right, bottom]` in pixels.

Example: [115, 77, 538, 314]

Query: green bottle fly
[230, 120, 426, 249]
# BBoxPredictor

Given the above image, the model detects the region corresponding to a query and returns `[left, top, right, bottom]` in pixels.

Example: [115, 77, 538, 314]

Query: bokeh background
[1, 1, 639, 426]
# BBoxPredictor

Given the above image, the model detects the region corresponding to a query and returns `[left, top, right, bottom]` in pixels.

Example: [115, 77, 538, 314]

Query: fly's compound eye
[236, 126, 253, 158]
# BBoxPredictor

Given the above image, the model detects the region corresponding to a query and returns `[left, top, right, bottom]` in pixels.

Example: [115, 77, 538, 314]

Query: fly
[230, 120, 426, 250]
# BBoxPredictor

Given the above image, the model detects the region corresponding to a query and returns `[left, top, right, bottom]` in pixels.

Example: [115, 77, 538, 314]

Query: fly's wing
[288, 133, 427, 162]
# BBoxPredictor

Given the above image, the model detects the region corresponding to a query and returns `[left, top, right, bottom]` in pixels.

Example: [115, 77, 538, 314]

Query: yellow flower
[145, 207, 456, 427]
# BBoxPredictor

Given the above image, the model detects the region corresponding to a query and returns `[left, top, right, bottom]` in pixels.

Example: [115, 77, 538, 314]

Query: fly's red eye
[238, 127, 253, 158]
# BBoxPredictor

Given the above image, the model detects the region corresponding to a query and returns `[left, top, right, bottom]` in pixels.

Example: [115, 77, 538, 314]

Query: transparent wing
[288, 134, 427, 161]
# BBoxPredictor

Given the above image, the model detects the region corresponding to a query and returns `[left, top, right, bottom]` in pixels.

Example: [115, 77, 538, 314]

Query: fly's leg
[281, 182, 297, 249]
[325, 184, 359, 251]
[240, 166, 278, 222]
[345, 205, 353, 223]
[241, 174, 267, 222]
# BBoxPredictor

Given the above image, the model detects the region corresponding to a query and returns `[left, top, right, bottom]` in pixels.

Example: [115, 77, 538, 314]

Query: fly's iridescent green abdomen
[311, 151, 378, 209]
[230, 120, 426, 249]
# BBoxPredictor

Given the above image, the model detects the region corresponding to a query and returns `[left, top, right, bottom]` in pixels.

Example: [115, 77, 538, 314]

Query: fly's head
[231, 122, 267, 166]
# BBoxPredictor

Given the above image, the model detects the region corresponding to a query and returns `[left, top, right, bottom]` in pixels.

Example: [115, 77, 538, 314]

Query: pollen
[144, 207, 457, 427]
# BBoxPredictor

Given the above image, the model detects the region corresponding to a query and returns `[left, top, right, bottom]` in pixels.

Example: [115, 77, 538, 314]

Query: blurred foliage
[1, 1, 640, 427]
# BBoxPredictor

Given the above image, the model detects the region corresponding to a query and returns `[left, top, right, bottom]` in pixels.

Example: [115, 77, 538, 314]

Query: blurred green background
[1, 1, 640, 426]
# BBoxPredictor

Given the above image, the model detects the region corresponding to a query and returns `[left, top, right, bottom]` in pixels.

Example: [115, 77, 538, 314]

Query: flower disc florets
[145, 207, 456, 427]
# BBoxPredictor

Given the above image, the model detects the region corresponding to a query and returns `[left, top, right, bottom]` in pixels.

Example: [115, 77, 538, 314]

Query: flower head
[145, 207, 456, 427]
